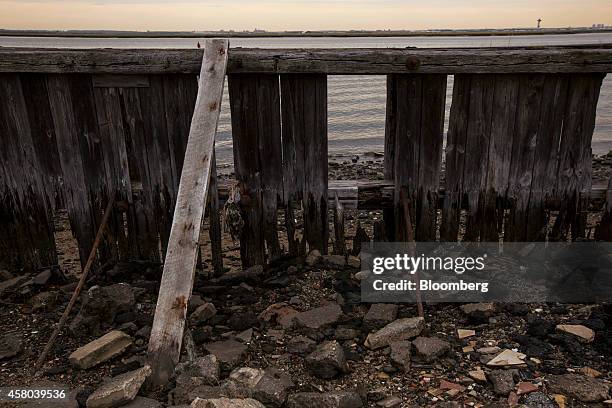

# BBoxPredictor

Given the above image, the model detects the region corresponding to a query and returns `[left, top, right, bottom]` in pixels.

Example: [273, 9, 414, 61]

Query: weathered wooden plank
[229, 74, 265, 266]
[120, 87, 162, 260]
[462, 75, 495, 241]
[257, 75, 283, 260]
[208, 151, 224, 276]
[441, 75, 471, 241]
[93, 74, 150, 88]
[46, 74, 96, 264]
[147, 39, 228, 385]
[524, 75, 568, 241]
[301, 75, 328, 253]
[0, 74, 57, 268]
[383, 75, 398, 241]
[481, 75, 520, 241]
[393, 75, 421, 242]
[416, 74, 446, 241]
[552, 74, 605, 240]
[505, 75, 546, 242]
[2, 46, 612, 74]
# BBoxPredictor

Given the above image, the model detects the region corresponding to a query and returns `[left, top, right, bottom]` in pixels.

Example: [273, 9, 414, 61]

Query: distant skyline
[0, 0, 610, 31]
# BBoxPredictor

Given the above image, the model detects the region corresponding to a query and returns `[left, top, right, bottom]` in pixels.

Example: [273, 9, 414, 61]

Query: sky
[0, 0, 610, 31]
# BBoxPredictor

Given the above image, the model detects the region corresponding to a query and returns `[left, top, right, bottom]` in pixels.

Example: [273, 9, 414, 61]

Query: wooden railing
[0, 45, 611, 270]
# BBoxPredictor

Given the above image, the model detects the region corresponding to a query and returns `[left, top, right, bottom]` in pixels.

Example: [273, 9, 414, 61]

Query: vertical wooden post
[209, 151, 224, 276]
[147, 39, 228, 385]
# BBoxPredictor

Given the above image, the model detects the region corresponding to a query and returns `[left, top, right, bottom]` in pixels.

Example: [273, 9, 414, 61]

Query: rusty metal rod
[35, 192, 116, 371]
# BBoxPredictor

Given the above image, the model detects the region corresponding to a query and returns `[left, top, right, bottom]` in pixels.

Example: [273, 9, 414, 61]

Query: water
[2, 33, 611, 166]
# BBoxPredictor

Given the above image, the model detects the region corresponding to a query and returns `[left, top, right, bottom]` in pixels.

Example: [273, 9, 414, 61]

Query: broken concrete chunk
[305, 340, 349, 379]
[555, 324, 595, 343]
[258, 303, 299, 329]
[204, 340, 247, 372]
[411, 336, 450, 362]
[86, 365, 151, 408]
[190, 397, 265, 408]
[229, 367, 294, 407]
[70, 330, 133, 369]
[190, 303, 217, 325]
[485, 349, 526, 367]
[389, 341, 411, 371]
[0, 333, 22, 360]
[294, 303, 342, 331]
[287, 336, 316, 355]
[460, 303, 496, 322]
[487, 369, 518, 396]
[363, 304, 398, 331]
[547, 374, 611, 402]
[364, 317, 424, 349]
[176, 354, 220, 386]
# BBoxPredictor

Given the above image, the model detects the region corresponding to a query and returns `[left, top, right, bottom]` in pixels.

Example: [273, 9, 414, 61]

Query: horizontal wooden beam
[1, 45, 612, 74]
[209, 179, 608, 211]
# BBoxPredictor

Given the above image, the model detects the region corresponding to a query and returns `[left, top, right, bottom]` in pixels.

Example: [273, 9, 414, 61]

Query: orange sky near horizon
[0, 0, 610, 31]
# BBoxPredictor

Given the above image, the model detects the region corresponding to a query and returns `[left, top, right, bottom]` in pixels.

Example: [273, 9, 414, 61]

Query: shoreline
[1, 28, 611, 39]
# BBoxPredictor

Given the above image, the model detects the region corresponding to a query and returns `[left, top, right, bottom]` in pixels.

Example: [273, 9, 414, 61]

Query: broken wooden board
[147, 38, 228, 385]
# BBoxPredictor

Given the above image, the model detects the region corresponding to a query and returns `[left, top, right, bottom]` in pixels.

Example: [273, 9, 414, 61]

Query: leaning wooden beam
[147, 39, 228, 386]
[1, 46, 612, 74]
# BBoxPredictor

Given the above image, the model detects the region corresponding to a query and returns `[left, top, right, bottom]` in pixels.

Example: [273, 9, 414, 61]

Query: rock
[347, 256, 360, 269]
[32, 291, 59, 312]
[191, 397, 265, 408]
[176, 355, 220, 385]
[468, 368, 487, 383]
[375, 396, 402, 407]
[0, 276, 27, 297]
[86, 365, 151, 408]
[389, 341, 411, 371]
[122, 397, 163, 408]
[547, 374, 610, 402]
[217, 266, 265, 284]
[334, 326, 360, 341]
[486, 349, 526, 367]
[0, 269, 13, 281]
[190, 303, 217, 325]
[363, 304, 398, 331]
[522, 392, 555, 408]
[526, 318, 555, 338]
[33, 269, 52, 285]
[228, 311, 258, 332]
[305, 340, 349, 379]
[294, 303, 342, 331]
[460, 303, 496, 322]
[286, 391, 363, 408]
[229, 367, 294, 407]
[487, 369, 518, 396]
[69, 330, 133, 369]
[135, 325, 152, 339]
[204, 340, 248, 372]
[71, 283, 135, 335]
[258, 303, 299, 329]
[555, 324, 595, 343]
[457, 329, 475, 339]
[412, 336, 450, 362]
[322, 255, 346, 267]
[579, 366, 602, 378]
[287, 336, 316, 355]
[305, 250, 322, 266]
[516, 382, 539, 395]
[0, 333, 22, 360]
[189, 294, 206, 313]
[364, 317, 424, 349]
[235, 328, 253, 343]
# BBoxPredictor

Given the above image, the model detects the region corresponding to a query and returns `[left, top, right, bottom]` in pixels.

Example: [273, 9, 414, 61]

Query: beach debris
[363, 304, 398, 331]
[457, 329, 476, 339]
[305, 340, 349, 379]
[204, 340, 248, 372]
[488, 369, 519, 396]
[486, 349, 526, 367]
[555, 324, 595, 343]
[411, 336, 450, 362]
[69, 330, 132, 370]
[86, 365, 151, 408]
[389, 341, 411, 371]
[364, 317, 424, 349]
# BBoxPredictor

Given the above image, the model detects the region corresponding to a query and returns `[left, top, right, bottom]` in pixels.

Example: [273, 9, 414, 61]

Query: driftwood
[147, 39, 228, 385]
